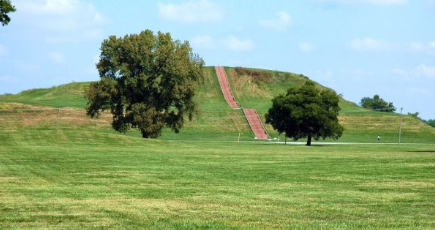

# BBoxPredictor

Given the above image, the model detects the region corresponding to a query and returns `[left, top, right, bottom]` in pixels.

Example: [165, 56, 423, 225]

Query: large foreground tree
[265, 81, 343, 146]
[86, 30, 204, 138]
[0, 0, 16, 26]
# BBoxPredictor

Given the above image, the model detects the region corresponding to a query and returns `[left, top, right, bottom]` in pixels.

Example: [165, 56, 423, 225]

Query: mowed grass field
[1, 66, 435, 229]
[1, 122, 435, 229]
[0, 109, 434, 229]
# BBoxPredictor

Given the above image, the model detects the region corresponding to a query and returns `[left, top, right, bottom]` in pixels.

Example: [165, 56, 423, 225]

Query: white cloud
[222, 36, 254, 52]
[298, 42, 315, 52]
[16, 0, 76, 15]
[406, 41, 435, 55]
[259, 11, 291, 32]
[192, 34, 255, 51]
[393, 64, 435, 80]
[14, 0, 107, 43]
[350, 38, 385, 51]
[191, 35, 216, 49]
[417, 64, 435, 79]
[0, 44, 8, 56]
[158, 0, 223, 24]
[48, 52, 66, 64]
[315, 0, 406, 5]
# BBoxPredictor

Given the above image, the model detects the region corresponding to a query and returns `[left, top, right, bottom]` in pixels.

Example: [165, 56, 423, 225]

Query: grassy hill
[0, 82, 89, 108]
[222, 67, 435, 143]
[1, 67, 434, 229]
[1, 66, 434, 143]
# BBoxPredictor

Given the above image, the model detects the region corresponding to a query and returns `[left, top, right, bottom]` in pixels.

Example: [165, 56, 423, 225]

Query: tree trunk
[285, 135, 287, 145]
[306, 135, 312, 146]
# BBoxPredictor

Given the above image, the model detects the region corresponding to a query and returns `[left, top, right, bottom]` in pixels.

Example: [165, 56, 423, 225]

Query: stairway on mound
[215, 66, 270, 140]
[215, 66, 239, 109]
[243, 109, 269, 140]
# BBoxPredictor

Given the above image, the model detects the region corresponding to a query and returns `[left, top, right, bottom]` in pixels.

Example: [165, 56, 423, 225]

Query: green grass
[1, 66, 434, 143]
[1, 118, 434, 229]
[0, 82, 89, 108]
[0, 67, 434, 229]
[221, 66, 435, 143]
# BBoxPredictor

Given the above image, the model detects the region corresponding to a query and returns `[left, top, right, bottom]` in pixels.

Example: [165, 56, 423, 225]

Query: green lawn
[1, 127, 434, 229]
[0, 108, 434, 229]
[0, 66, 434, 228]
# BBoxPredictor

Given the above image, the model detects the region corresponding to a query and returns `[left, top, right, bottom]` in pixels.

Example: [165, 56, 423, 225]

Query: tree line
[360, 95, 434, 127]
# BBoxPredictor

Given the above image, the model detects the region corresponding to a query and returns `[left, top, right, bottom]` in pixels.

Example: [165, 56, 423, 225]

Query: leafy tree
[360, 94, 396, 112]
[0, 0, 16, 26]
[426, 119, 435, 128]
[265, 80, 343, 146]
[406, 112, 435, 128]
[407, 112, 424, 122]
[86, 30, 204, 138]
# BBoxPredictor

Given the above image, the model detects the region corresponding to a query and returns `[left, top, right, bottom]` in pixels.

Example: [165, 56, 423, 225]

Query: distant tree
[408, 112, 423, 120]
[426, 119, 435, 128]
[86, 30, 204, 138]
[360, 94, 396, 112]
[0, 0, 16, 26]
[406, 112, 435, 127]
[265, 80, 343, 146]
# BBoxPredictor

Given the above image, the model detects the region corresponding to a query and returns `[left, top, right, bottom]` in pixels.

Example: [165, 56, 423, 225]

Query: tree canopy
[265, 80, 343, 146]
[360, 94, 396, 112]
[426, 119, 435, 128]
[0, 0, 16, 26]
[86, 30, 204, 138]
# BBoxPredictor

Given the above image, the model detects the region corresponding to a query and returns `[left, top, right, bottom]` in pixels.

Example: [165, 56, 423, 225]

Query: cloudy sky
[1, 0, 434, 119]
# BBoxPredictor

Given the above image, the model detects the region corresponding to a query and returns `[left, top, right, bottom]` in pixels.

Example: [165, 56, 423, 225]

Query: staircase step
[243, 108, 270, 140]
[215, 66, 239, 109]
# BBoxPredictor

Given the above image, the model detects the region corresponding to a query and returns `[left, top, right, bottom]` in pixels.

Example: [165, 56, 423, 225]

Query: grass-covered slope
[223, 67, 435, 143]
[1, 66, 434, 143]
[0, 67, 251, 141]
[0, 82, 89, 108]
[1, 68, 435, 229]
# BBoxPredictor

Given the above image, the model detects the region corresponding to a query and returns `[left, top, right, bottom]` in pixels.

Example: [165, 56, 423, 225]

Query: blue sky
[1, 0, 434, 119]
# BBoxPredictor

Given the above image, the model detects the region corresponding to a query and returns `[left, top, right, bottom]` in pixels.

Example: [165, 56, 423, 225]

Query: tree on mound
[360, 95, 396, 112]
[86, 30, 204, 138]
[265, 80, 343, 146]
